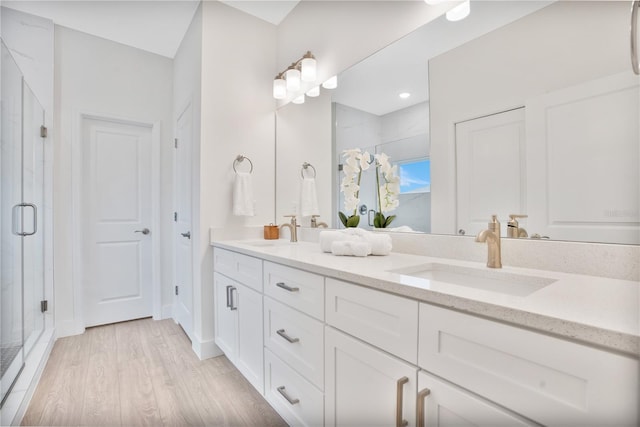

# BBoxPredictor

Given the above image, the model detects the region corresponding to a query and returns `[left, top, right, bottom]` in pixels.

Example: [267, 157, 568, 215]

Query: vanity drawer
[264, 297, 324, 389]
[325, 278, 418, 364]
[213, 248, 262, 292]
[264, 348, 324, 427]
[264, 261, 324, 321]
[418, 303, 639, 426]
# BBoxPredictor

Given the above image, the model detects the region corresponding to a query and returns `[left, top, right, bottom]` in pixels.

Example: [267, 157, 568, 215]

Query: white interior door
[174, 103, 193, 338]
[82, 117, 153, 327]
[455, 108, 526, 237]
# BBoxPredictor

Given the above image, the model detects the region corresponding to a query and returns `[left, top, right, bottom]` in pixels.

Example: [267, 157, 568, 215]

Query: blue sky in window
[399, 159, 431, 194]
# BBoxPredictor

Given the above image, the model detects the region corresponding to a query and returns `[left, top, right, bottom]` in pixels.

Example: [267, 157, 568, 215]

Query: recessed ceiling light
[399, 92, 411, 99]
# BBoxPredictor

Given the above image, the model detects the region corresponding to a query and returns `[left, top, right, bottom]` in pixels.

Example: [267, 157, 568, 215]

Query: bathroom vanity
[212, 240, 638, 427]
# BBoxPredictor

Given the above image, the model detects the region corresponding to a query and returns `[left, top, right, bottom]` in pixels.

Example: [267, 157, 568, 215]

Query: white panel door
[526, 71, 639, 244]
[174, 103, 193, 337]
[455, 108, 526, 237]
[82, 117, 153, 327]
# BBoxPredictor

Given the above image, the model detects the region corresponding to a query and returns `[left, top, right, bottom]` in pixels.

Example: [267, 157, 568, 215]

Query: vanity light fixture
[273, 72, 287, 99]
[273, 51, 331, 102]
[322, 75, 338, 89]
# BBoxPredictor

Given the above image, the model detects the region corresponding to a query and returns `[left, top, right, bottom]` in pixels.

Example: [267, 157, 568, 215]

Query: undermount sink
[388, 263, 556, 297]
[245, 240, 291, 247]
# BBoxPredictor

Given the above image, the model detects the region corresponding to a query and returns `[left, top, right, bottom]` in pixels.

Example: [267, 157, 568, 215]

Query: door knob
[181, 231, 191, 239]
[135, 228, 150, 235]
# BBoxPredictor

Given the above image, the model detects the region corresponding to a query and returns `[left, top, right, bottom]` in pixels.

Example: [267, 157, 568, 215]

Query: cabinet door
[325, 327, 417, 427]
[214, 272, 237, 360]
[417, 372, 533, 427]
[236, 283, 264, 394]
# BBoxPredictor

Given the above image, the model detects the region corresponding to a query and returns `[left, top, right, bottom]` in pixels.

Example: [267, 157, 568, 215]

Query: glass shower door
[1, 41, 25, 407]
[22, 82, 45, 357]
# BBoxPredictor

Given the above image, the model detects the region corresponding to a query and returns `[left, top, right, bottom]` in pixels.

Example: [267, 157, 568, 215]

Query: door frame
[70, 110, 161, 334]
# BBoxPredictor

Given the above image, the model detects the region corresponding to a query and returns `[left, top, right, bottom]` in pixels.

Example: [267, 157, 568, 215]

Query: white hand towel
[331, 240, 371, 257]
[300, 177, 319, 217]
[232, 172, 255, 216]
[366, 233, 392, 256]
[319, 230, 351, 253]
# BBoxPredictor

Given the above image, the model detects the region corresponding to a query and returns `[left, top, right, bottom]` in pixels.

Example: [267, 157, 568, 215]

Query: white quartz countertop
[212, 239, 639, 357]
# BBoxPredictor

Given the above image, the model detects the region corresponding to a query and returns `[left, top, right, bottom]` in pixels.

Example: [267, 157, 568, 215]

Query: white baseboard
[55, 319, 85, 338]
[191, 334, 223, 360]
[159, 304, 173, 320]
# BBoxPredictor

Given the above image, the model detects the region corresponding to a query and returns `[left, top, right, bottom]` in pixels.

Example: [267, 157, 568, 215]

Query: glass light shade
[273, 78, 286, 99]
[292, 94, 305, 104]
[446, 0, 470, 21]
[285, 68, 301, 91]
[322, 75, 338, 89]
[306, 86, 320, 97]
[301, 57, 317, 82]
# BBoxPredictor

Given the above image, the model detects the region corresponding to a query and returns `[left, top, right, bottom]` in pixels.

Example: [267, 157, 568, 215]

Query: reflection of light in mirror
[446, 0, 470, 22]
[399, 92, 411, 99]
[306, 86, 320, 97]
[292, 94, 305, 104]
[322, 75, 338, 89]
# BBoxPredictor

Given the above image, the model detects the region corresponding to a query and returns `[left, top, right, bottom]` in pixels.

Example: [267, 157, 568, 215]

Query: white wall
[196, 0, 277, 358]
[275, 90, 332, 227]
[54, 26, 173, 336]
[429, 1, 630, 234]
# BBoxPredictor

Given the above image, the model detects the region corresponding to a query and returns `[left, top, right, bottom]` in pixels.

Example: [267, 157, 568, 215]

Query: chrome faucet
[475, 215, 502, 268]
[310, 215, 328, 228]
[507, 214, 528, 238]
[280, 215, 299, 242]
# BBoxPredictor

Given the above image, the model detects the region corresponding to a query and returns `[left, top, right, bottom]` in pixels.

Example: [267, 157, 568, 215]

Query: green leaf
[384, 215, 396, 227]
[338, 211, 348, 227]
[346, 215, 360, 227]
[373, 212, 384, 228]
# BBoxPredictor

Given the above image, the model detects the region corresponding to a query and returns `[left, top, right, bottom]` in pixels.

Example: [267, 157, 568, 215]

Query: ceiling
[1, 0, 300, 58]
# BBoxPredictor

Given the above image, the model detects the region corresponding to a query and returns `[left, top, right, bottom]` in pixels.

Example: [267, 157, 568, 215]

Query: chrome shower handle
[12, 203, 37, 236]
[631, 0, 639, 74]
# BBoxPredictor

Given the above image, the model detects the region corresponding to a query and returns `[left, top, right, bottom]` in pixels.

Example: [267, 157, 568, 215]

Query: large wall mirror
[275, 0, 639, 245]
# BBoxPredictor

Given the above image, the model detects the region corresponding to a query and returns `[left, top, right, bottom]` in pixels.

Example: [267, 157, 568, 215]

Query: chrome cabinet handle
[276, 282, 299, 292]
[396, 376, 409, 427]
[277, 386, 300, 405]
[225, 285, 232, 308]
[12, 203, 37, 236]
[416, 387, 431, 427]
[276, 329, 300, 343]
[229, 287, 237, 311]
[632, 0, 640, 74]
[135, 228, 150, 235]
[181, 231, 191, 239]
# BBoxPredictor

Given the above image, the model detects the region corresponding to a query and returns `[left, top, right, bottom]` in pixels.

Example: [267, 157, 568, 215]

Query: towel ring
[301, 162, 316, 179]
[233, 155, 253, 174]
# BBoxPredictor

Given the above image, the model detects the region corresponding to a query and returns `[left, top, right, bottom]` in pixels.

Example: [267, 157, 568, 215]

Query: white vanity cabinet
[418, 303, 639, 426]
[262, 261, 326, 427]
[212, 249, 264, 394]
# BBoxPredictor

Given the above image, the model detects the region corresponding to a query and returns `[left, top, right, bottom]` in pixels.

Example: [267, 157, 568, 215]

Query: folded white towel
[367, 233, 393, 256]
[300, 177, 320, 217]
[232, 172, 255, 216]
[320, 228, 392, 256]
[331, 240, 371, 257]
[388, 225, 414, 233]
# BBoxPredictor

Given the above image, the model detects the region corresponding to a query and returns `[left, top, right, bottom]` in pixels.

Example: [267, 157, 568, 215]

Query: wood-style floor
[21, 318, 287, 426]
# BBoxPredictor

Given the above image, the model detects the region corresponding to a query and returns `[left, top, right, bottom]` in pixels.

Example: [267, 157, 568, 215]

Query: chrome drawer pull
[276, 282, 299, 292]
[276, 329, 300, 343]
[277, 386, 300, 405]
[396, 376, 409, 427]
[416, 387, 431, 427]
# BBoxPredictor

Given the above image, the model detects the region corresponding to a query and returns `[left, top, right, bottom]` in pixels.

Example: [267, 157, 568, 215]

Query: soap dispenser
[507, 214, 528, 238]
